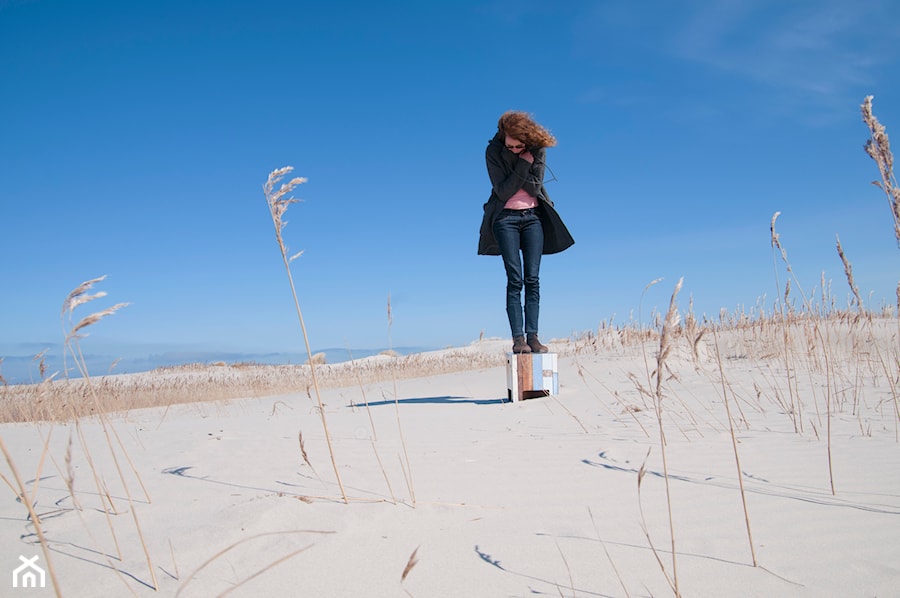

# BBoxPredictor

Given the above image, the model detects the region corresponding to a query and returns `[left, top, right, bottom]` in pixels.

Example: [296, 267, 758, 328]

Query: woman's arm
[485, 145, 534, 202]
[520, 147, 546, 197]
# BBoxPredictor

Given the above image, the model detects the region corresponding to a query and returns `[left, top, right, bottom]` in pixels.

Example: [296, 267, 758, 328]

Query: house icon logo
[13, 555, 46, 588]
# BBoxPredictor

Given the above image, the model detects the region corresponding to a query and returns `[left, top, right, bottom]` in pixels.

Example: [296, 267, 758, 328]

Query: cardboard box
[507, 352, 559, 402]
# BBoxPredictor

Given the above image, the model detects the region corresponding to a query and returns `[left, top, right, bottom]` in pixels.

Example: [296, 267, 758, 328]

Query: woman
[478, 111, 574, 354]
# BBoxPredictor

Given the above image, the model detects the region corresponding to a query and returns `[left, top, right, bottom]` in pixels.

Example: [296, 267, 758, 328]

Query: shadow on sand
[348, 395, 507, 407]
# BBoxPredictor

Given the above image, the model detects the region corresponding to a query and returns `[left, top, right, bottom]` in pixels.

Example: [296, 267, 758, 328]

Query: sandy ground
[2, 327, 899, 597]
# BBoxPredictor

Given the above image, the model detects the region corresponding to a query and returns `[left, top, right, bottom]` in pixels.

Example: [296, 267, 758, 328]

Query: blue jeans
[492, 208, 543, 337]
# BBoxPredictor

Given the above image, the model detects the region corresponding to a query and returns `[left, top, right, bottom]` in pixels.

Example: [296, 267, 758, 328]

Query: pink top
[504, 188, 538, 210]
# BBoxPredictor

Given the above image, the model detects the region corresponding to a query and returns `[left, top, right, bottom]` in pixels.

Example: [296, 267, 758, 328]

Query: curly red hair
[498, 111, 557, 148]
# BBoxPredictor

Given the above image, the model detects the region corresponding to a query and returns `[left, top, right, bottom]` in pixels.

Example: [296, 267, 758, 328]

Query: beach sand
[2, 323, 899, 597]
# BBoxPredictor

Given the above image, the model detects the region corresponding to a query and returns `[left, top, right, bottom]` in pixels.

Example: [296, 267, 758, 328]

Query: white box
[507, 353, 559, 402]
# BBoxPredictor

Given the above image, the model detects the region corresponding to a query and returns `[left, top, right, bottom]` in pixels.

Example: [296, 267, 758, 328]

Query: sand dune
[2, 318, 899, 596]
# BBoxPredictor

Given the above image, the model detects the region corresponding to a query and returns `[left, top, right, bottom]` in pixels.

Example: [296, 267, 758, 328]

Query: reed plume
[835, 235, 863, 312]
[652, 277, 683, 597]
[263, 166, 347, 503]
[861, 96, 900, 249]
[60, 277, 158, 589]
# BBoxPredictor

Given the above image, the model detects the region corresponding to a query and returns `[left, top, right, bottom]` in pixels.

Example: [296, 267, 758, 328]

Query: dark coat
[478, 132, 575, 256]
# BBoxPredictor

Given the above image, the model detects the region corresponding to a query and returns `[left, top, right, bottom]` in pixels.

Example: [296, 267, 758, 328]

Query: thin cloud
[673, 0, 899, 97]
[573, 0, 899, 121]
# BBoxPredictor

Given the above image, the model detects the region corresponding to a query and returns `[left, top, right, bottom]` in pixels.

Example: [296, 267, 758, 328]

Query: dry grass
[387, 294, 416, 506]
[174, 530, 333, 598]
[9, 305, 895, 594]
[650, 277, 683, 597]
[861, 95, 900, 249]
[0, 344, 511, 423]
[2, 311, 896, 426]
[0, 277, 163, 596]
[264, 166, 346, 502]
[711, 326, 757, 566]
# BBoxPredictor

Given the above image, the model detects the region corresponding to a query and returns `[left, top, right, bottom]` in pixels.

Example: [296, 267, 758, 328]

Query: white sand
[2, 325, 899, 597]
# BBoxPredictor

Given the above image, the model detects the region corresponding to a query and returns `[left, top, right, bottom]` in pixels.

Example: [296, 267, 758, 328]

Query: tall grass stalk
[837, 234, 899, 437]
[346, 347, 396, 502]
[346, 345, 378, 441]
[56, 428, 147, 593]
[71, 416, 124, 557]
[27, 426, 54, 517]
[769, 217, 837, 492]
[653, 277, 683, 598]
[0, 435, 62, 597]
[387, 294, 416, 506]
[861, 96, 900, 249]
[638, 278, 664, 401]
[770, 213, 802, 433]
[711, 327, 757, 566]
[175, 529, 333, 597]
[61, 278, 159, 589]
[861, 95, 900, 435]
[588, 506, 630, 597]
[554, 540, 576, 597]
[636, 448, 676, 595]
[835, 235, 864, 312]
[263, 166, 347, 504]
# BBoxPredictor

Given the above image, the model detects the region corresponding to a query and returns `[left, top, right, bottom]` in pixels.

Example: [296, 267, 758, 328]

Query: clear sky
[2, 0, 899, 383]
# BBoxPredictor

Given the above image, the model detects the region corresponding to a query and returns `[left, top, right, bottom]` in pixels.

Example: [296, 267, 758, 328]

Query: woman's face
[504, 134, 526, 154]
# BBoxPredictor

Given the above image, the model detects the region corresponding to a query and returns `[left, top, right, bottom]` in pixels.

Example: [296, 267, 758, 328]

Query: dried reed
[636, 449, 676, 595]
[652, 276, 683, 597]
[401, 545, 420, 582]
[60, 277, 159, 589]
[0, 346, 513, 423]
[770, 212, 802, 432]
[387, 294, 416, 506]
[770, 217, 838, 492]
[711, 327, 757, 566]
[263, 166, 347, 504]
[297, 429, 320, 481]
[835, 235, 864, 312]
[174, 529, 334, 597]
[587, 506, 630, 598]
[401, 545, 420, 597]
[861, 97, 900, 421]
[861, 96, 900, 249]
[0, 435, 62, 597]
[555, 540, 577, 597]
[344, 345, 397, 502]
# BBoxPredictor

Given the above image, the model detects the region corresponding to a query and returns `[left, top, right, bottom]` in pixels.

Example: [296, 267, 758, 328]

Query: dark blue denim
[492, 208, 543, 337]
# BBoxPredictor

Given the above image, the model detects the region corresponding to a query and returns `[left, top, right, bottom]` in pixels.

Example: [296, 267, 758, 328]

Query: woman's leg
[492, 212, 525, 338]
[520, 211, 544, 336]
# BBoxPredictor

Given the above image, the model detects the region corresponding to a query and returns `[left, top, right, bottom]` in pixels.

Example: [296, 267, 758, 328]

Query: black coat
[478, 132, 575, 256]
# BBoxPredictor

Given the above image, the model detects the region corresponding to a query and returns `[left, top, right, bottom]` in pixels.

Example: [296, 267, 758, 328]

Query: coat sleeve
[485, 145, 534, 202]
[521, 147, 546, 198]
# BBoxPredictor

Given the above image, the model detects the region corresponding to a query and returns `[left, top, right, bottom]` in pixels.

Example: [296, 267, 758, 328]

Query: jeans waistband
[501, 208, 537, 216]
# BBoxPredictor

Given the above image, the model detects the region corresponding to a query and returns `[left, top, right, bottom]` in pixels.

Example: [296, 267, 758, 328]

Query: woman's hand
[519, 150, 534, 164]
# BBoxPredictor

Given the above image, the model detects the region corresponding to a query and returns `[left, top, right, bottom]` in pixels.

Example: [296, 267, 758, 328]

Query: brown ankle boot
[512, 335, 532, 354]
[527, 333, 548, 353]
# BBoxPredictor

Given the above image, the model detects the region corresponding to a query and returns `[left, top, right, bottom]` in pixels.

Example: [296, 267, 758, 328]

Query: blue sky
[2, 0, 899, 383]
